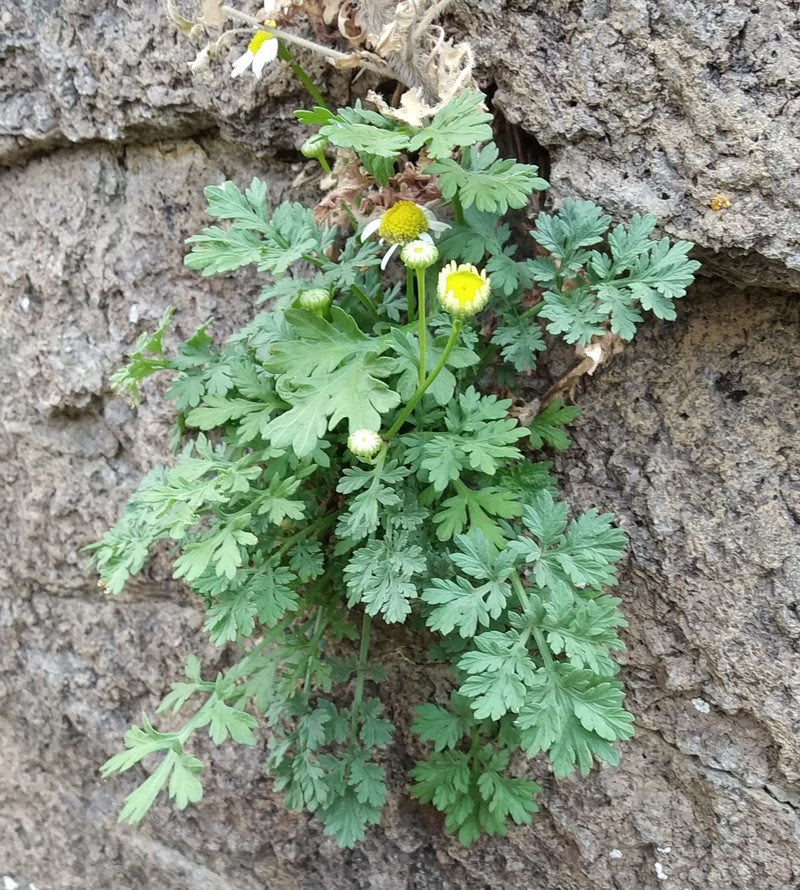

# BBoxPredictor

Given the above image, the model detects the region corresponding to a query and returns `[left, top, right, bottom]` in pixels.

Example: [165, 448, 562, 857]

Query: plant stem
[220, 8, 395, 79]
[406, 267, 415, 322]
[350, 283, 379, 320]
[272, 512, 338, 560]
[277, 43, 328, 110]
[510, 574, 555, 668]
[347, 610, 372, 755]
[416, 268, 427, 386]
[384, 318, 463, 440]
[451, 190, 465, 226]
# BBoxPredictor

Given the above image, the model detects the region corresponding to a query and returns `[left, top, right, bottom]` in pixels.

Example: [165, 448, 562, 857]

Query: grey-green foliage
[88, 87, 699, 848]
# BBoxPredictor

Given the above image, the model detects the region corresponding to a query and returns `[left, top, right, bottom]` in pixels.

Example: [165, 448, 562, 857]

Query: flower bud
[347, 429, 383, 460]
[297, 288, 331, 312]
[401, 239, 439, 270]
[300, 134, 329, 161]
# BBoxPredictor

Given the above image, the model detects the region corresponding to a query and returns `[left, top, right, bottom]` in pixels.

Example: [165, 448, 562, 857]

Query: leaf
[411, 702, 472, 752]
[539, 289, 607, 346]
[319, 786, 382, 848]
[457, 631, 538, 720]
[206, 699, 258, 745]
[515, 662, 634, 776]
[168, 754, 205, 810]
[358, 698, 394, 748]
[526, 400, 581, 451]
[320, 102, 410, 157]
[427, 143, 547, 214]
[407, 90, 493, 159]
[344, 532, 426, 623]
[491, 316, 546, 372]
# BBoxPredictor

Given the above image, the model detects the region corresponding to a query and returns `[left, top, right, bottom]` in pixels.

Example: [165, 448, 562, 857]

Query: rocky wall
[1, 2, 799, 888]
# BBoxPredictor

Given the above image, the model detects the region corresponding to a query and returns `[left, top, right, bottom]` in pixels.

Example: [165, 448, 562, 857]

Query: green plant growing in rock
[88, 9, 700, 848]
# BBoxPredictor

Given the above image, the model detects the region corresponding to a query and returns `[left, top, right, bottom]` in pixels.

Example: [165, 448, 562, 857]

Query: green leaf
[427, 143, 547, 214]
[320, 102, 410, 157]
[516, 662, 634, 776]
[206, 699, 258, 746]
[411, 702, 472, 752]
[344, 532, 426, 623]
[407, 90, 493, 158]
[539, 289, 607, 345]
[526, 400, 581, 451]
[457, 631, 538, 720]
[491, 315, 546, 372]
[358, 698, 394, 748]
[318, 786, 382, 848]
[477, 764, 539, 825]
[168, 753, 205, 810]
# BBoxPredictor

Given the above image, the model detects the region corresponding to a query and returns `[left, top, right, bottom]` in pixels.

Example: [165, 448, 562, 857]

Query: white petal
[361, 218, 381, 242]
[231, 51, 254, 78]
[380, 243, 399, 270]
[429, 219, 451, 234]
[419, 232, 433, 243]
[252, 38, 279, 77]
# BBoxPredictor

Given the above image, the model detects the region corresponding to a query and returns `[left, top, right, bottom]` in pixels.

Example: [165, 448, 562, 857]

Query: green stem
[416, 268, 427, 386]
[347, 610, 372, 756]
[272, 512, 338, 560]
[510, 575, 555, 669]
[406, 267, 415, 322]
[468, 727, 482, 779]
[302, 607, 328, 701]
[451, 190, 465, 226]
[384, 318, 463, 440]
[318, 155, 332, 175]
[350, 283, 379, 320]
[277, 43, 328, 110]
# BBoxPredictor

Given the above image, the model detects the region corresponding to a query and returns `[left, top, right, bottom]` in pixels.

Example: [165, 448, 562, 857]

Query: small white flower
[347, 429, 383, 460]
[361, 200, 450, 270]
[231, 29, 279, 79]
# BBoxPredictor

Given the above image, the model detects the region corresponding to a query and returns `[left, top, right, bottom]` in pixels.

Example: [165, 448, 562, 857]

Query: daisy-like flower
[361, 200, 450, 270]
[401, 239, 439, 270]
[347, 429, 383, 460]
[437, 261, 491, 317]
[231, 29, 279, 79]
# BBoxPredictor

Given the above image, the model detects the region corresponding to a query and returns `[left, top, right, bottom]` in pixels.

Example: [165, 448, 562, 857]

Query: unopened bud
[301, 134, 329, 161]
[347, 429, 382, 460]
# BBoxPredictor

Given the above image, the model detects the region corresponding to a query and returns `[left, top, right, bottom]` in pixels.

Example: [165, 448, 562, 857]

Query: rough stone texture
[456, 0, 800, 291]
[2, 1, 800, 889]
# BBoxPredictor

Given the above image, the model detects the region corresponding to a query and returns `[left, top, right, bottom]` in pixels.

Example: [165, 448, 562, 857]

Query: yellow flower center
[443, 270, 484, 307]
[437, 262, 491, 316]
[248, 29, 274, 53]
[378, 201, 429, 245]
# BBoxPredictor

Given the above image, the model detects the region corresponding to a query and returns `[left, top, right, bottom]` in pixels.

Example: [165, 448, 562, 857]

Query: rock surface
[2, 2, 799, 889]
[456, 0, 800, 290]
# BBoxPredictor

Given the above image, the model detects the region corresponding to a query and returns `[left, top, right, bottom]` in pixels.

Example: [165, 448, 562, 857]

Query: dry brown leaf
[198, 0, 226, 28]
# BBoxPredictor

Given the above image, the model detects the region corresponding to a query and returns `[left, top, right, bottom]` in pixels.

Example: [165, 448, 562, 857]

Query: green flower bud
[298, 288, 331, 312]
[300, 134, 329, 161]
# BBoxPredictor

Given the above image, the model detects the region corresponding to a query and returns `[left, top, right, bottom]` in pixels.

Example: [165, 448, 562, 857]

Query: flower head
[347, 429, 383, 460]
[437, 261, 491, 317]
[297, 288, 331, 311]
[231, 29, 279, 79]
[361, 200, 450, 270]
[401, 239, 439, 270]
